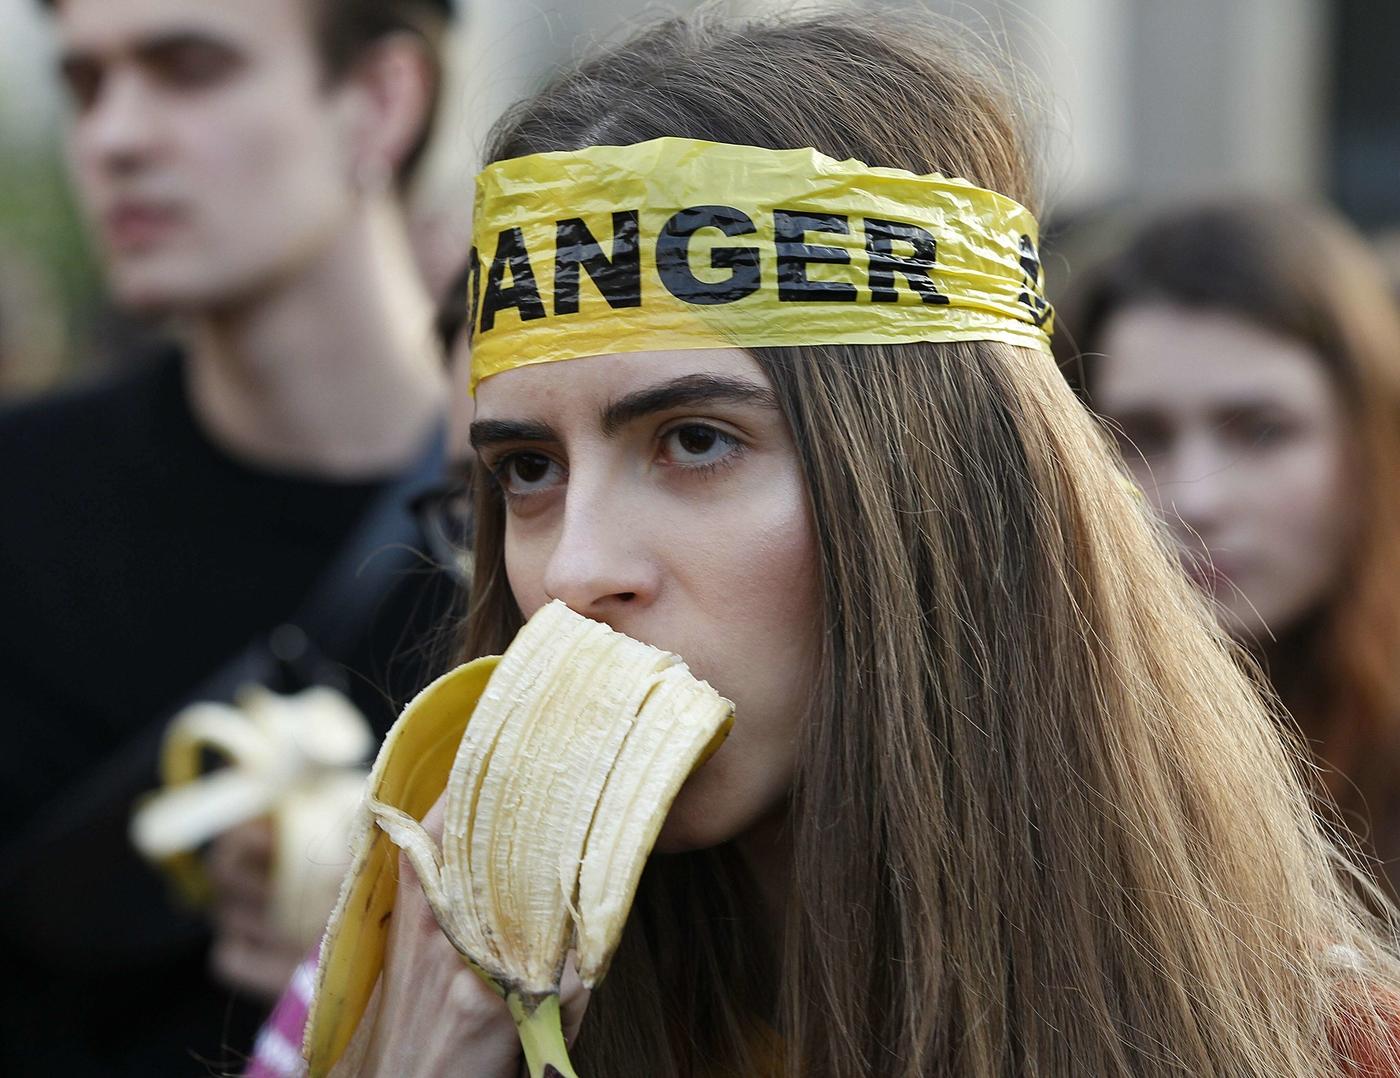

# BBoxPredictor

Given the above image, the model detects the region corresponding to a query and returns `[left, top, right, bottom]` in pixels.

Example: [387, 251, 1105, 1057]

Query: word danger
[470, 206, 1042, 332]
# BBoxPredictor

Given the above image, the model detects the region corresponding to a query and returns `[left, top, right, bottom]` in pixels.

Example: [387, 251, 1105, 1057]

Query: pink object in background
[245, 953, 317, 1078]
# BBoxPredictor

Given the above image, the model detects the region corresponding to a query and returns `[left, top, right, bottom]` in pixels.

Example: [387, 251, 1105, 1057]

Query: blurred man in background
[0, 0, 459, 1072]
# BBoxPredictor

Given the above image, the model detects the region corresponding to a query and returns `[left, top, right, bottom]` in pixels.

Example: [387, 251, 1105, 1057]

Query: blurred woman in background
[1059, 197, 1400, 894]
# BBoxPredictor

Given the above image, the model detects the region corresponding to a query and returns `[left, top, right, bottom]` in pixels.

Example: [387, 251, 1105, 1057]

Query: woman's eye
[1221, 411, 1297, 451]
[1244, 418, 1292, 447]
[494, 452, 563, 496]
[1112, 415, 1171, 460]
[661, 424, 739, 466]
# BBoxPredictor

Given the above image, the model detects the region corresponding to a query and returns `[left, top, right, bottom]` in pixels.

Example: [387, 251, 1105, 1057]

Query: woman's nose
[540, 483, 660, 619]
[1155, 434, 1236, 536]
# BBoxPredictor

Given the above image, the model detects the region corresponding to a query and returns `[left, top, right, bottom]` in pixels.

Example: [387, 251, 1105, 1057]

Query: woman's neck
[1252, 608, 1329, 736]
[734, 809, 794, 939]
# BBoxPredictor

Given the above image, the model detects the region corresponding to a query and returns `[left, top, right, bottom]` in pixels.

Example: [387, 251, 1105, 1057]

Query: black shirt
[0, 345, 456, 1075]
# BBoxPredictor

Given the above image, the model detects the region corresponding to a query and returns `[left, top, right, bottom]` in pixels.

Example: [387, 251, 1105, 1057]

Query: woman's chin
[653, 786, 740, 854]
[653, 798, 709, 854]
[651, 754, 725, 853]
[651, 827, 691, 855]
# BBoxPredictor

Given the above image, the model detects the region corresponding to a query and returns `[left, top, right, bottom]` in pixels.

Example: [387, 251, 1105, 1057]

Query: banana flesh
[129, 685, 374, 950]
[305, 600, 734, 1077]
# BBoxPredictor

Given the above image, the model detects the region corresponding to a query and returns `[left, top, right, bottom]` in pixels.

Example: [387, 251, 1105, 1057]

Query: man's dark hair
[311, 0, 456, 187]
[39, 0, 456, 189]
[435, 254, 473, 353]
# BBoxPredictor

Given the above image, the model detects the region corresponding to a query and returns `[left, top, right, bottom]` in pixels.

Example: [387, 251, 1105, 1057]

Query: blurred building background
[0, 0, 1394, 392]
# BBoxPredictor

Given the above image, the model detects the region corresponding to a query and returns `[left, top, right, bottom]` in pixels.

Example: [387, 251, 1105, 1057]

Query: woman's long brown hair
[1057, 199, 1400, 893]
[459, 11, 1400, 1075]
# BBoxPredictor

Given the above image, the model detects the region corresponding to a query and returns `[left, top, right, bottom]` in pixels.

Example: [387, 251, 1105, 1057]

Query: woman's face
[470, 347, 821, 852]
[1094, 303, 1356, 642]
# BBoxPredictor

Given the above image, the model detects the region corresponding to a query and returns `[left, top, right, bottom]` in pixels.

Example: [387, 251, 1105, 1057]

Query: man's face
[54, 0, 361, 313]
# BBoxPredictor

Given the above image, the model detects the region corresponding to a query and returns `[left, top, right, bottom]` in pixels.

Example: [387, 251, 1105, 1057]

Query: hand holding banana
[305, 601, 734, 1078]
[348, 798, 591, 1078]
[130, 683, 374, 951]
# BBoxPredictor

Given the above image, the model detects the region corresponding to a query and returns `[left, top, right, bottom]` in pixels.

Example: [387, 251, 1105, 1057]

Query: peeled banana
[130, 684, 374, 950]
[305, 600, 734, 1077]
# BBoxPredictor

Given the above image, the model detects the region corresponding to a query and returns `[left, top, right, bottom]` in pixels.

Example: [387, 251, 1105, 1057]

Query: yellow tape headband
[468, 137, 1053, 392]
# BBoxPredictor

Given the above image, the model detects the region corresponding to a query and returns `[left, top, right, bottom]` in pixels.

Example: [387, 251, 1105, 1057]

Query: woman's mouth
[1182, 554, 1232, 594]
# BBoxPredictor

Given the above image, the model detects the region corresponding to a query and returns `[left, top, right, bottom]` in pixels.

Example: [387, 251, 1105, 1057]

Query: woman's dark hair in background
[1057, 196, 1400, 885]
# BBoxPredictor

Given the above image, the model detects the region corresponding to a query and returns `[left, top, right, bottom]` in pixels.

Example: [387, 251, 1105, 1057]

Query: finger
[206, 863, 273, 908]
[389, 794, 453, 946]
[389, 840, 454, 954]
[211, 901, 293, 946]
[232, 817, 275, 857]
[359, 791, 528, 1074]
[218, 817, 275, 865]
[205, 819, 274, 884]
[421, 794, 447, 842]
[209, 934, 305, 1002]
[559, 952, 591, 1046]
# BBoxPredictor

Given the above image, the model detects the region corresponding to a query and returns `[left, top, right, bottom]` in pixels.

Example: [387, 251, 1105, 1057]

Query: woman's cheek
[504, 528, 552, 619]
[654, 735, 796, 853]
[654, 479, 817, 851]
[653, 655, 805, 854]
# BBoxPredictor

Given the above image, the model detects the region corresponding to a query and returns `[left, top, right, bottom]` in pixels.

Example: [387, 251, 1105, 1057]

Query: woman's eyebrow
[600, 373, 778, 435]
[469, 418, 559, 450]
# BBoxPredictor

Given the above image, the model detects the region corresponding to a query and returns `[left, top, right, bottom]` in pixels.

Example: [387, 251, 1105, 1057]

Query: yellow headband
[468, 137, 1053, 391]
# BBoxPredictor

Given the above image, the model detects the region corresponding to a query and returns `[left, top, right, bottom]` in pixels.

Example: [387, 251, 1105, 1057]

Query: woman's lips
[1182, 553, 1235, 594]
[104, 202, 183, 252]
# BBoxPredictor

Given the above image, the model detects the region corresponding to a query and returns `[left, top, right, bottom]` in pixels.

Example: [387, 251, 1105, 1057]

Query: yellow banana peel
[305, 601, 734, 1077]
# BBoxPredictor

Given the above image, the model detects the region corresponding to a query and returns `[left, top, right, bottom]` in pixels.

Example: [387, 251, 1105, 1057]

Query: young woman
[260, 14, 1400, 1078]
[1058, 197, 1400, 898]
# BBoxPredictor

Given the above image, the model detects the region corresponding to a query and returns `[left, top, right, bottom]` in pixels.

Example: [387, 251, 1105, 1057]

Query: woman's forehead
[471, 347, 766, 420]
[1097, 305, 1335, 415]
